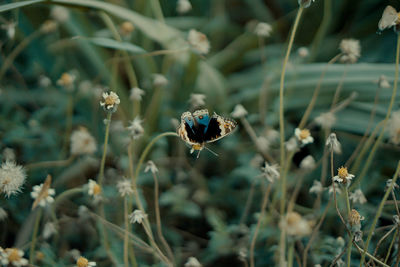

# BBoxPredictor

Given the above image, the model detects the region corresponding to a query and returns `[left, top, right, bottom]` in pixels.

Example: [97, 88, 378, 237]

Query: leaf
[75, 37, 147, 54]
[0, 0, 44, 12]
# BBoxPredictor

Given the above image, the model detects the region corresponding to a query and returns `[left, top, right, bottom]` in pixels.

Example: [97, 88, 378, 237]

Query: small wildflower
[119, 21, 135, 37]
[0, 207, 7, 221]
[389, 110, 400, 144]
[285, 137, 299, 152]
[129, 87, 145, 101]
[254, 22, 272, 38]
[297, 47, 309, 58]
[354, 230, 363, 242]
[0, 248, 28, 266]
[260, 162, 280, 183]
[188, 29, 210, 55]
[294, 128, 314, 145]
[129, 209, 148, 224]
[231, 104, 248, 119]
[177, 0, 192, 14]
[70, 127, 97, 156]
[298, 0, 315, 8]
[329, 183, 342, 195]
[377, 75, 391, 88]
[31, 182, 55, 208]
[127, 117, 144, 139]
[43, 222, 58, 239]
[185, 257, 202, 267]
[309, 180, 323, 194]
[349, 209, 364, 230]
[57, 72, 75, 91]
[88, 180, 101, 197]
[326, 133, 342, 154]
[315, 112, 336, 129]
[386, 179, 399, 191]
[100, 91, 120, 112]
[50, 6, 69, 23]
[279, 211, 313, 237]
[152, 74, 169, 87]
[189, 94, 206, 108]
[144, 161, 159, 174]
[40, 20, 58, 34]
[116, 179, 134, 197]
[300, 155, 316, 170]
[349, 189, 367, 205]
[333, 167, 355, 185]
[378, 6, 400, 31]
[339, 39, 361, 64]
[0, 161, 27, 198]
[76, 256, 96, 267]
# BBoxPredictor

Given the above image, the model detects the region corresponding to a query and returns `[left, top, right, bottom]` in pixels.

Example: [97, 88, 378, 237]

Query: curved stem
[98, 112, 112, 186]
[51, 187, 84, 221]
[384, 228, 398, 264]
[25, 155, 75, 170]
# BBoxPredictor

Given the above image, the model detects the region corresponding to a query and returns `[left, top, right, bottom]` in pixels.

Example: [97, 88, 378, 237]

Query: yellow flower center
[60, 73, 73, 86]
[299, 129, 310, 140]
[7, 248, 21, 262]
[77, 256, 89, 267]
[104, 96, 115, 106]
[93, 184, 101, 195]
[192, 144, 203, 151]
[338, 167, 349, 179]
[120, 21, 135, 35]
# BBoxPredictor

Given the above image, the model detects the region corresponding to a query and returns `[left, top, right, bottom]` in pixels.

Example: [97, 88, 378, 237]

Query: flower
[349, 209, 364, 229]
[43, 222, 58, 239]
[254, 22, 272, 38]
[185, 257, 202, 267]
[31, 183, 56, 207]
[326, 133, 342, 154]
[333, 167, 355, 185]
[309, 180, 323, 194]
[50, 6, 69, 23]
[127, 117, 144, 139]
[119, 21, 135, 37]
[294, 128, 314, 145]
[189, 94, 206, 108]
[129, 87, 145, 101]
[377, 75, 391, 89]
[129, 209, 148, 224]
[328, 183, 342, 195]
[188, 29, 210, 55]
[76, 256, 96, 267]
[116, 179, 134, 197]
[0, 208, 7, 221]
[0, 161, 27, 198]
[378, 6, 400, 31]
[285, 137, 299, 152]
[100, 91, 120, 112]
[152, 74, 169, 87]
[177, 0, 192, 14]
[300, 155, 316, 170]
[279, 212, 313, 237]
[260, 162, 280, 183]
[231, 104, 248, 119]
[57, 72, 75, 90]
[70, 127, 97, 156]
[297, 47, 309, 58]
[298, 0, 315, 8]
[88, 180, 101, 197]
[349, 189, 367, 205]
[315, 112, 336, 129]
[0, 248, 28, 266]
[339, 39, 361, 64]
[389, 110, 400, 144]
[144, 161, 159, 174]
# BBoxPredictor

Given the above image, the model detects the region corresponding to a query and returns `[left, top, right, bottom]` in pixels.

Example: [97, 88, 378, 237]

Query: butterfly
[177, 109, 237, 158]
[378, 5, 400, 31]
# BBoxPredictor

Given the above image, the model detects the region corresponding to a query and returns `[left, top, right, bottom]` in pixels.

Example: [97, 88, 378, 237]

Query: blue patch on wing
[194, 114, 210, 133]
[184, 117, 195, 129]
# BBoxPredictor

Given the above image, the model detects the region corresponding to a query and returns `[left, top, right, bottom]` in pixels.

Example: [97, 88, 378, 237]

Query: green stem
[25, 155, 75, 170]
[309, 0, 331, 61]
[359, 161, 400, 266]
[287, 241, 294, 267]
[124, 197, 137, 267]
[62, 93, 74, 155]
[29, 208, 42, 264]
[51, 187, 84, 221]
[343, 186, 352, 267]
[384, 228, 398, 264]
[98, 112, 112, 186]
[149, 0, 165, 23]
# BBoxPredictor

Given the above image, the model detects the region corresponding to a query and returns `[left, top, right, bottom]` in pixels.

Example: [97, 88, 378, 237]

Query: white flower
[326, 133, 342, 154]
[285, 137, 299, 152]
[378, 6, 400, 31]
[87, 179, 101, 197]
[76, 256, 96, 267]
[43, 222, 58, 239]
[279, 211, 313, 237]
[50, 6, 69, 23]
[231, 104, 248, 118]
[129, 87, 145, 101]
[377, 75, 391, 89]
[328, 183, 342, 195]
[333, 167, 355, 185]
[144, 161, 159, 174]
[349, 189, 367, 205]
[315, 112, 336, 129]
[297, 47, 309, 58]
[309, 180, 323, 194]
[116, 179, 134, 197]
[152, 74, 169, 87]
[0, 161, 27, 198]
[295, 128, 314, 145]
[185, 257, 202, 267]
[127, 117, 144, 139]
[129, 209, 148, 224]
[0, 248, 28, 266]
[260, 162, 280, 183]
[189, 94, 206, 108]
[300, 155, 316, 170]
[254, 22, 272, 38]
[339, 39, 361, 64]
[188, 29, 210, 55]
[389, 110, 400, 144]
[31, 183, 55, 207]
[70, 127, 97, 156]
[177, 0, 192, 14]
[100, 91, 120, 111]
[0, 208, 7, 221]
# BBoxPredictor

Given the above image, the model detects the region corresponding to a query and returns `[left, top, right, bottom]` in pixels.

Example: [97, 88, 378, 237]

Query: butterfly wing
[378, 6, 398, 31]
[177, 111, 202, 145]
[203, 113, 237, 143]
[193, 109, 211, 134]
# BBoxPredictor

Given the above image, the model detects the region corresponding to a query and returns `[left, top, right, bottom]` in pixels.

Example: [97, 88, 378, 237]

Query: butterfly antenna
[204, 146, 219, 157]
[197, 149, 202, 158]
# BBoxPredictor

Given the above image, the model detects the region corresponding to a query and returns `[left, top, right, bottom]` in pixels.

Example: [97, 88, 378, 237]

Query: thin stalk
[29, 208, 42, 264]
[62, 93, 74, 156]
[287, 241, 294, 267]
[239, 180, 256, 225]
[309, 0, 332, 61]
[98, 112, 112, 186]
[384, 228, 398, 264]
[353, 242, 390, 267]
[343, 186, 352, 267]
[330, 64, 348, 109]
[25, 155, 75, 170]
[359, 161, 400, 266]
[124, 197, 137, 267]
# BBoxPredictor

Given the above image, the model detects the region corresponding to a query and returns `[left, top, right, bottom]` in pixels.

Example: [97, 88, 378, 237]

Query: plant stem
[29, 208, 42, 264]
[51, 187, 84, 221]
[124, 196, 136, 267]
[25, 155, 75, 170]
[343, 186, 352, 267]
[287, 241, 294, 267]
[98, 112, 112, 186]
[384, 228, 398, 264]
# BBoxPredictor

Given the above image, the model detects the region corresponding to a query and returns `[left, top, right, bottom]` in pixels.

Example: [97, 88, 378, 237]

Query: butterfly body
[177, 109, 237, 156]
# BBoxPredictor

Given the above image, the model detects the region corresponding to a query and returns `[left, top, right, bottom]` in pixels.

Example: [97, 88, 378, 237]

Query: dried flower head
[177, 0, 192, 14]
[76, 256, 96, 267]
[279, 211, 313, 237]
[127, 117, 144, 139]
[189, 93, 206, 108]
[0, 161, 27, 198]
[129, 209, 148, 224]
[260, 162, 280, 183]
[185, 257, 202, 267]
[57, 72, 75, 90]
[309, 180, 323, 194]
[0, 248, 28, 266]
[349, 209, 364, 228]
[116, 179, 134, 197]
[315, 112, 336, 129]
[339, 39, 361, 64]
[31, 182, 56, 208]
[300, 155, 316, 170]
[333, 167, 355, 185]
[294, 128, 314, 145]
[188, 29, 210, 55]
[0, 208, 7, 221]
[50, 6, 69, 23]
[100, 91, 120, 112]
[297, 47, 309, 58]
[129, 87, 145, 101]
[298, 0, 315, 8]
[152, 74, 169, 87]
[231, 104, 248, 119]
[144, 161, 159, 174]
[378, 6, 400, 31]
[119, 21, 135, 37]
[386, 179, 399, 191]
[70, 127, 97, 156]
[389, 110, 400, 144]
[326, 133, 342, 154]
[349, 189, 367, 205]
[254, 22, 272, 38]
[377, 75, 391, 89]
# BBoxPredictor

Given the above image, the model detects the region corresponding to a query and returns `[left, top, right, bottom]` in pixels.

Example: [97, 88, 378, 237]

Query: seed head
[177, 0, 192, 14]
[254, 22, 272, 38]
[70, 127, 97, 156]
[0, 161, 27, 198]
[339, 39, 361, 64]
[188, 29, 210, 55]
